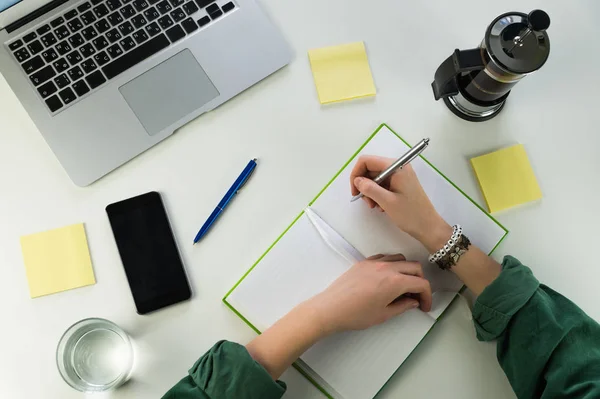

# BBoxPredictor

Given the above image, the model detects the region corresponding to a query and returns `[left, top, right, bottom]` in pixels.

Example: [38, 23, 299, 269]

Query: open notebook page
[226, 125, 507, 399]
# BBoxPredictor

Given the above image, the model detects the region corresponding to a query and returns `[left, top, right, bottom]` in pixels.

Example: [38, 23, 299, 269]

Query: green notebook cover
[223, 123, 508, 398]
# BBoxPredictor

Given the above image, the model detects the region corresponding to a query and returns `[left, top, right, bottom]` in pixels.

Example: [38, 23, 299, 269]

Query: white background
[1, 0, 599, 398]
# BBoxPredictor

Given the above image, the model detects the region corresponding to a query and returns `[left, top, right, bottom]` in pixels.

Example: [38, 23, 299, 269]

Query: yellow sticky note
[470, 144, 542, 213]
[308, 42, 376, 104]
[20, 223, 96, 298]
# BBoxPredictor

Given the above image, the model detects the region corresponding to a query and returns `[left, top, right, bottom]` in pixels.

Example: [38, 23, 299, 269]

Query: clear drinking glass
[56, 318, 134, 392]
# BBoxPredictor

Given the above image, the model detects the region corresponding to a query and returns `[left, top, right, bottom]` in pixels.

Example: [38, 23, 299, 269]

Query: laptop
[0, 0, 291, 186]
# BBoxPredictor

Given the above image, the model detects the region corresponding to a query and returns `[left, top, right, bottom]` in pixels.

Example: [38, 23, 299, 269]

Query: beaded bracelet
[428, 225, 471, 270]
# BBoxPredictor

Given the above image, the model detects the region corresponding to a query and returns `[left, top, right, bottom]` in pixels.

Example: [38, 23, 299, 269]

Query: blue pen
[193, 159, 258, 244]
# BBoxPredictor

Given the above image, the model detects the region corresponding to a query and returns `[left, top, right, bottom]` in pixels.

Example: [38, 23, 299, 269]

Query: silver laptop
[0, 0, 290, 186]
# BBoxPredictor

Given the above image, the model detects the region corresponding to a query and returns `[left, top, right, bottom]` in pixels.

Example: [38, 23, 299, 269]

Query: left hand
[306, 254, 432, 335]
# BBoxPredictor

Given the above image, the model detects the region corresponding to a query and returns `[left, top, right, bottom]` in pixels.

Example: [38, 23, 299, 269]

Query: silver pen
[351, 138, 430, 202]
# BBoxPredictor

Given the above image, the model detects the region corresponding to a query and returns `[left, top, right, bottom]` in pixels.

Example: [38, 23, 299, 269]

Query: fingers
[385, 297, 420, 319]
[398, 275, 433, 312]
[389, 261, 424, 278]
[353, 177, 395, 208]
[378, 254, 407, 262]
[367, 254, 385, 260]
[350, 156, 394, 196]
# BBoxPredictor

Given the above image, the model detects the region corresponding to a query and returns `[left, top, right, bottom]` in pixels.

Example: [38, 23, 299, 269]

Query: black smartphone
[106, 192, 191, 314]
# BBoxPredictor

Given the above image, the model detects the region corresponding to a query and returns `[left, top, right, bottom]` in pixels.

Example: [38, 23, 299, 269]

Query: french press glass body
[431, 10, 551, 122]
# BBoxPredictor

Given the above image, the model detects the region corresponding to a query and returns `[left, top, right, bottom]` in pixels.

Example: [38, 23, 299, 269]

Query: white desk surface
[1, 0, 599, 397]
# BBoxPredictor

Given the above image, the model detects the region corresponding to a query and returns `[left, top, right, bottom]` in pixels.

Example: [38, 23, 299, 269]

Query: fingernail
[354, 177, 364, 186]
[411, 302, 419, 309]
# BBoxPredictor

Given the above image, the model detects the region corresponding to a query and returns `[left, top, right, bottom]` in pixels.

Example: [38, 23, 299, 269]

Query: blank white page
[226, 125, 507, 399]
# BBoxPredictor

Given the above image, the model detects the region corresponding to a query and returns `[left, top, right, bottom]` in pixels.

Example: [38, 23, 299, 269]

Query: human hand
[350, 156, 453, 252]
[306, 254, 432, 335]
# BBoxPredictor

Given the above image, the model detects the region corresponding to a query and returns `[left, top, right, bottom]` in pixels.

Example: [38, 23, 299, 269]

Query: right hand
[350, 156, 452, 252]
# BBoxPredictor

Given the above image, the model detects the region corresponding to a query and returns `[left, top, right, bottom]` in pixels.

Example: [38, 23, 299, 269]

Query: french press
[431, 10, 551, 122]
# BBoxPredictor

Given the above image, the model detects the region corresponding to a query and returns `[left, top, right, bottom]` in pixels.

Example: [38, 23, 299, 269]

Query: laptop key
[145, 22, 161, 36]
[92, 36, 109, 50]
[81, 10, 96, 25]
[144, 6, 160, 21]
[22, 55, 45, 74]
[56, 41, 72, 55]
[14, 48, 31, 62]
[54, 25, 70, 40]
[80, 43, 96, 58]
[38, 81, 57, 98]
[119, 36, 136, 51]
[102, 33, 169, 79]
[181, 17, 197, 33]
[132, 15, 147, 28]
[81, 58, 98, 73]
[93, 4, 110, 18]
[106, 0, 123, 10]
[170, 8, 186, 22]
[107, 11, 123, 26]
[54, 73, 71, 88]
[182, 2, 198, 15]
[94, 51, 111, 66]
[196, 15, 209, 27]
[120, 4, 136, 18]
[45, 95, 63, 112]
[156, 0, 172, 14]
[72, 80, 90, 96]
[66, 50, 83, 65]
[81, 26, 98, 40]
[68, 66, 84, 80]
[208, 8, 222, 19]
[169, 0, 184, 7]
[105, 28, 122, 43]
[8, 40, 23, 50]
[106, 43, 123, 58]
[59, 87, 78, 104]
[86, 70, 106, 89]
[27, 40, 44, 55]
[78, 2, 92, 12]
[133, 0, 149, 11]
[67, 18, 84, 32]
[23, 32, 37, 42]
[118, 21, 134, 35]
[50, 17, 65, 28]
[195, 0, 214, 8]
[157, 15, 173, 29]
[94, 18, 111, 33]
[68, 33, 85, 48]
[30, 65, 56, 86]
[222, 2, 234, 13]
[37, 24, 51, 35]
[165, 24, 185, 43]
[41, 32, 57, 47]
[42, 48, 59, 63]
[65, 9, 78, 20]
[53, 58, 70, 73]
[132, 29, 148, 43]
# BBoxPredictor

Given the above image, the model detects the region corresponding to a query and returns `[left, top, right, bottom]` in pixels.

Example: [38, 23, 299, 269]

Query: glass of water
[56, 318, 134, 392]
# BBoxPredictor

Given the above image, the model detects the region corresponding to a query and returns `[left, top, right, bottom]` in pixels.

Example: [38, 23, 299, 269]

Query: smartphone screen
[106, 192, 191, 314]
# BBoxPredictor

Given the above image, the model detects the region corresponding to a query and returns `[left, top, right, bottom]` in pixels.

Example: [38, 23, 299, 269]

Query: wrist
[294, 298, 335, 340]
[415, 218, 453, 253]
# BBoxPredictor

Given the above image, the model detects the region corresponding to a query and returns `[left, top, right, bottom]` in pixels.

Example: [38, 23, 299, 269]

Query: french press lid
[485, 10, 551, 74]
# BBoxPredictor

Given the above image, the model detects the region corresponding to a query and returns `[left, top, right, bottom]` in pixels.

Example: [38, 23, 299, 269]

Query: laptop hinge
[5, 0, 69, 33]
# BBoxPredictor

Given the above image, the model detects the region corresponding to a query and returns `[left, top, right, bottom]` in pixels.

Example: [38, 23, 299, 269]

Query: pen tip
[424, 138, 430, 144]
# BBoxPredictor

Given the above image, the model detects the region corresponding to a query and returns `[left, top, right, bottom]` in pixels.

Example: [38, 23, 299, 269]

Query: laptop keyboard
[6, 0, 236, 113]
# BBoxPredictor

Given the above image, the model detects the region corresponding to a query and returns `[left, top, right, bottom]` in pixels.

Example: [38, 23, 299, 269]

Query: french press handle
[431, 48, 485, 101]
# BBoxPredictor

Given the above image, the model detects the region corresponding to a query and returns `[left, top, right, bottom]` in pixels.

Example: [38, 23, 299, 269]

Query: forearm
[418, 220, 501, 295]
[246, 300, 329, 380]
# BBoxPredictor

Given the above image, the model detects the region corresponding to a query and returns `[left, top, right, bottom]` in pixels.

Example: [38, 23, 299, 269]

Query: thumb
[354, 177, 394, 207]
[385, 297, 419, 320]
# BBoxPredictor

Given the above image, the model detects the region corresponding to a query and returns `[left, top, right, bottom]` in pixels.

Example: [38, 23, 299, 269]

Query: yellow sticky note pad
[20, 223, 95, 298]
[470, 144, 542, 213]
[308, 42, 376, 104]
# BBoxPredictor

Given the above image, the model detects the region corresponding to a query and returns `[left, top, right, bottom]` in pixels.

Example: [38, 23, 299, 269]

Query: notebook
[224, 124, 508, 399]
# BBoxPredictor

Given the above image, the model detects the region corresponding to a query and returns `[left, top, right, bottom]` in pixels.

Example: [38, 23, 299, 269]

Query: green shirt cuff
[473, 255, 539, 341]
[189, 340, 286, 399]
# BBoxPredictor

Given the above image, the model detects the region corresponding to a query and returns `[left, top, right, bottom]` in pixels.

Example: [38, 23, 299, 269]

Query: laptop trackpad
[120, 49, 219, 136]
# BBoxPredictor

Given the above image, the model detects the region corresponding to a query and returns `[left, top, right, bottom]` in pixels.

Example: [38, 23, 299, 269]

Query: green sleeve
[473, 256, 600, 398]
[162, 340, 286, 399]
